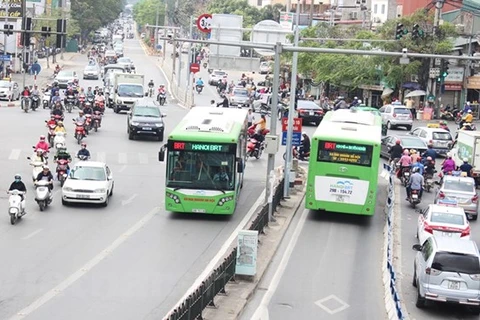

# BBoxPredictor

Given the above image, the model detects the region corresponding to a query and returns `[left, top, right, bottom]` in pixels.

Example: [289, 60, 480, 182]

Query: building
[370, 0, 397, 25]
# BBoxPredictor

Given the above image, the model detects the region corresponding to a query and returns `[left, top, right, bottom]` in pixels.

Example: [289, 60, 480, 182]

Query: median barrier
[382, 164, 406, 320]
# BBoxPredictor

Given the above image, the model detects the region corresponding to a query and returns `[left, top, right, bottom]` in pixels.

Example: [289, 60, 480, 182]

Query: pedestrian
[405, 97, 416, 119]
[247, 109, 255, 127]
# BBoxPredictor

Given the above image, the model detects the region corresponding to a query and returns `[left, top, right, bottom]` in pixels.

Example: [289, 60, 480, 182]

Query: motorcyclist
[54, 146, 72, 162]
[424, 157, 436, 176]
[35, 166, 54, 192]
[412, 157, 424, 175]
[54, 121, 66, 134]
[255, 114, 267, 132]
[75, 110, 86, 124]
[64, 87, 76, 104]
[51, 103, 64, 117]
[459, 109, 473, 128]
[158, 84, 166, 94]
[54, 64, 61, 74]
[83, 102, 93, 115]
[9, 174, 27, 203]
[389, 139, 403, 162]
[410, 149, 420, 163]
[421, 144, 436, 161]
[333, 96, 347, 110]
[31, 149, 47, 164]
[77, 142, 91, 160]
[86, 87, 94, 98]
[442, 154, 456, 174]
[31, 85, 40, 97]
[217, 93, 229, 108]
[299, 132, 310, 160]
[93, 86, 100, 95]
[51, 91, 62, 105]
[95, 92, 105, 110]
[251, 128, 265, 150]
[397, 149, 412, 178]
[35, 135, 50, 154]
[196, 78, 204, 87]
[439, 120, 449, 131]
[406, 167, 424, 200]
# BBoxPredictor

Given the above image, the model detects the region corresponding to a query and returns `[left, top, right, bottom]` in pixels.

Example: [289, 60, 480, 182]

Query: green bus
[158, 107, 248, 214]
[305, 108, 382, 215]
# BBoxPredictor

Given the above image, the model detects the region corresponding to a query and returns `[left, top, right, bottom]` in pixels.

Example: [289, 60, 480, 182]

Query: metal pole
[186, 16, 193, 87]
[266, 42, 282, 218]
[172, 29, 176, 78]
[309, 0, 314, 27]
[284, 0, 301, 198]
[22, 45, 26, 89]
[430, 0, 443, 118]
[3, 2, 8, 76]
[463, 14, 474, 108]
[177, 27, 182, 87]
[162, 2, 167, 63]
[155, 2, 160, 51]
[60, 0, 64, 60]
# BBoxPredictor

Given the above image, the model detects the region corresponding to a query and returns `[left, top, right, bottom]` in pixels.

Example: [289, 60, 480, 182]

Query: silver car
[229, 87, 250, 107]
[379, 103, 413, 130]
[83, 65, 100, 80]
[435, 175, 478, 220]
[117, 57, 135, 72]
[0, 80, 19, 101]
[55, 70, 78, 88]
[412, 237, 480, 314]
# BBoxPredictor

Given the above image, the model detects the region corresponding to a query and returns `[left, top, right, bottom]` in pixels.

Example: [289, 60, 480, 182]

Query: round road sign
[197, 14, 212, 33]
[190, 63, 200, 73]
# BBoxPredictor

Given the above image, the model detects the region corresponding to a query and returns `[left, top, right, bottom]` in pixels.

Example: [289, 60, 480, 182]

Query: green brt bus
[158, 107, 248, 214]
[305, 108, 382, 215]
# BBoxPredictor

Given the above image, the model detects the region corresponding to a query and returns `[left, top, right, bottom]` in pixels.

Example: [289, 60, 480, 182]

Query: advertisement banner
[0, 0, 24, 18]
[235, 230, 258, 276]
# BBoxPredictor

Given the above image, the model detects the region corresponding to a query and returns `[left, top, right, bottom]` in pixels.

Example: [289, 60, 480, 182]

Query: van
[412, 237, 480, 314]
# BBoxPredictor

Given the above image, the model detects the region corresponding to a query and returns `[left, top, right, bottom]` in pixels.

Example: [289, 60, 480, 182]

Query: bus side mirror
[237, 158, 244, 173]
[158, 145, 166, 162]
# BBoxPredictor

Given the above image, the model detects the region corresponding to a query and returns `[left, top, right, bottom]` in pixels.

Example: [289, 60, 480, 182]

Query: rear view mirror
[158, 145, 166, 162]
[161, 113, 167, 118]
[412, 244, 422, 251]
[145, 92, 148, 96]
[237, 158, 244, 173]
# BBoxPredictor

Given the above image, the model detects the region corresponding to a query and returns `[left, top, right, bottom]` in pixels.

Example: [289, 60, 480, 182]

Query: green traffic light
[442, 72, 448, 77]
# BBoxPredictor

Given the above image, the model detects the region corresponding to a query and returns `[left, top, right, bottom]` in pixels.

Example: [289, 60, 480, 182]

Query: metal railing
[165, 178, 285, 320]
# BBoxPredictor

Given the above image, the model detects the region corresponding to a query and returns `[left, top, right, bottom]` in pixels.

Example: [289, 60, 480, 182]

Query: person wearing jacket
[35, 166, 54, 191]
[389, 140, 403, 161]
[9, 174, 27, 201]
[35, 136, 50, 154]
[217, 94, 229, 108]
[442, 155, 456, 174]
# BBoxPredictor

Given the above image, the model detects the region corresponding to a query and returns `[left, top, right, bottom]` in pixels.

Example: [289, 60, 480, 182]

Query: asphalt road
[0, 36, 302, 320]
[390, 121, 480, 319]
[240, 167, 388, 320]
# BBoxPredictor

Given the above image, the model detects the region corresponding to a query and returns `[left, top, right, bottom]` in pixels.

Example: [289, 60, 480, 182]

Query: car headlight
[63, 187, 73, 192]
[9, 207, 17, 214]
[95, 188, 106, 193]
[155, 123, 164, 127]
[131, 121, 139, 126]
[217, 196, 233, 206]
[166, 192, 181, 204]
[117, 100, 122, 104]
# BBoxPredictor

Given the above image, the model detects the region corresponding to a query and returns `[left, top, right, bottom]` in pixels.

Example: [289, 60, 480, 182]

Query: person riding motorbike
[148, 80, 154, 88]
[54, 121, 66, 134]
[406, 167, 424, 201]
[46, 115, 57, 128]
[299, 132, 310, 160]
[83, 102, 93, 115]
[217, 93, 229, 108]
[31, 149, 47, 163]
[64, 87, 76, 104]
[51, 91, 62, 105]
[95, 92, 105, 108]
[412, 157, 425, 175]
[442, 154, 456, 174]
[410, 149, 420, 163]
[9, 174, 27, 202]
[35, 135, 50, 154]
[255, 114, 267, 132]
[389, 140, 403, 162]
[54, 64, 61, 75]
[31, 85, 40, 97]
[424, 156, 436, 176]
[75, 110, 86, 124]
[54, 146, 72, 162]
[196, 78, 204, 88]
[421, 144, 437, 161]
[77, 142, 91, 159]
[51, 103, 64, 117]
[158, 84, 166, 94]
[439, 120, 449, 131]
[459, 109, 474, 128]
[397, 149, 412, 178]
[35, 166, 54, 192]
[86, 87, 94, 98]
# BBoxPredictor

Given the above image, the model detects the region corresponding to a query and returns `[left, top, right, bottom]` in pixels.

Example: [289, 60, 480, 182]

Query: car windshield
[430, 211, 465, 225]
[133, 106, 160, 117]
[118, 84, 143, 97]
[433, 132, 452, 140]
[443, 179, 475, 193]
[298, 101, 321, 110]
[58, 71, 73, 77]
[432, 252, 480, 274]
[167, 150, 236, 191]
[233, 89, 248, 96]
[394, 108, 410, 114]
[85, 66, 97, 71]
[214, 71, 226, 76]
[118, 58, 130, 63]
[400, 138, 426, 148]
[0, 81, 11, 88]
[69, 166, 106, 181]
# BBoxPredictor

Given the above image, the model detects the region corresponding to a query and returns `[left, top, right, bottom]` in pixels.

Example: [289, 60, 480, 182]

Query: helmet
[79, 110, 84, 114]
[14, 174, 21, 181]
[40, 135, 45, 140]
[468, 109, 473, 113]
[302, 131, 307, 136]
[81, 142, 87, 147]
[427, 156, 432, 161]
[410, 149, 416, 155]
[403, 149, 409, 155]
[42, 165, 49, 170]
[395, 140, 401, 145]
[464, 158, 469, 162]
[57, 121, 63, 125]
[412, 167, 419, 173]
[354, 96, 358, 99]
[85, 102, 92, 106]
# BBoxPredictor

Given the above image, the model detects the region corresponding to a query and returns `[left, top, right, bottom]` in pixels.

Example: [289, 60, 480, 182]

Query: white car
[61, 161, 114, 207]
[208, 69, 228, 85]
[55, 70, 79, 88]
[0, 80, 19, 101]
[83, 65, 100, 80]
[417, 203, 470, 245]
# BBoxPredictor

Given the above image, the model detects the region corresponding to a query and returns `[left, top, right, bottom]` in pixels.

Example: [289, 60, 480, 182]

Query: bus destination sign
[170, 141, 232, 153]
[318, 141, 372, 167]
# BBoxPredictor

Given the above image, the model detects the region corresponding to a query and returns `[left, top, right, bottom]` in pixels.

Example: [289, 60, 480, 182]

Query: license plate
[37, 187, 47, 192]
[405, 172, 410, 176]
[412, 194, 418, 199]
[448, 281, 460, 290]
[192, 209, 206, 213]
[77, 194, 90, 199]
[442, 232, 453, 237]
[309, 111, 314, 115]
[142, 127, 152, 130]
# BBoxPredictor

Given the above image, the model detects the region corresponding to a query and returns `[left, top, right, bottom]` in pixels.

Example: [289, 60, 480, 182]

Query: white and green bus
[305, 109, 382, 215]
[158, 107, 248, 214]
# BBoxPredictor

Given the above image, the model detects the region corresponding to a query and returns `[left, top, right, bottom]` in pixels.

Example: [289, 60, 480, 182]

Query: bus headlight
[217, 196, 233, 206]
[166, 192, 181, 204]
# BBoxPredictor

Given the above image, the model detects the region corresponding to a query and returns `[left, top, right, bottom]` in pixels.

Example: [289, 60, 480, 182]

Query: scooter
[92, 111, 102, 132]
[84, 114, 92, 132]
[56, 159, 69, 187]
[400, 167, 411, 187]
[54, 131, 66, 151]
[409, 189, 421, 208]
[74, 121, 86, 144]
[7, 190, 26, 225]
[247, 138, 264, 159]
[196, 85, 204, 94]
[43, 92, 51, 109]
[65, 95, 75, 113]
[28, 158, 46, 182]
[47, 123, 57, 147]
[283, 146, 310, 161]
[35, 180, 52, 211]
[31, 95, 40, 111]
[21, 96, 30, 113]
[424, 173, 435, 192]
[157, 93, 166, 106]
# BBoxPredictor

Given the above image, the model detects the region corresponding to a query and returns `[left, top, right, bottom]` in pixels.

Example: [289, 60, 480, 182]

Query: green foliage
[33, 9, 80, 47]
[165, 0, 197, 29]
[133, 0, 165, 27]
[71, 0, 125, 40]
[207, 0, 285, 27]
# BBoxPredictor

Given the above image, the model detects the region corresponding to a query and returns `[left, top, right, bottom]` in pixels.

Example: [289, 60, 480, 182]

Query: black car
[380, 135, 428, 159]
[127, 98, 166, 141]
[296, 100, 325, 126]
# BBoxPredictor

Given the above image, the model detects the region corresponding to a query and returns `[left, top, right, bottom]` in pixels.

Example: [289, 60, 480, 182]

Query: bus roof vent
[341, 126, 358, 131]
[185, 118, 234, 133]
[330, 109, 375, 125]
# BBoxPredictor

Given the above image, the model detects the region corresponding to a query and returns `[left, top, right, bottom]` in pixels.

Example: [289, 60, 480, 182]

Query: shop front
[441, 67, 464, 107]
[466, 75, 480, 118]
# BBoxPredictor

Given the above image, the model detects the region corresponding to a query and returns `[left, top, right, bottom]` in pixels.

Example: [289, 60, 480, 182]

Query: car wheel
[412, 269, 417, 287]
[158, 131, 164, 141]
[415, 287, 426, 308]
[109, 183, 114, 196]
[387, 122, 393, 130]
[406, 125, 412, 131]
[102, 195, 109, 207]
[62, 199, 68, 206]
[472, 214, 478, 221]
[128, 132, 134, 140]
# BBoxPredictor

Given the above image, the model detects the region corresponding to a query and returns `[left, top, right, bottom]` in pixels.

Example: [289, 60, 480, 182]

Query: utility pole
[284, 0, 301, 198]
[155, 2, 160, 52]
[3, 2, 8, 76]
[185, 15, 193, 106]
[162, 2, 167, 63]
[429, 0, 444, 117]
[60, 0, 65, 59]
[463, 13, 475, 107]
[309, 0, 314, 27]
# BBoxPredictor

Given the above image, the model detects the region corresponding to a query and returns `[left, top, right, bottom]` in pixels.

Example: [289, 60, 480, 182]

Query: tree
[33, 9, 81, 48]
[70, 0, 125, 42]
[133, 0, 166, 28]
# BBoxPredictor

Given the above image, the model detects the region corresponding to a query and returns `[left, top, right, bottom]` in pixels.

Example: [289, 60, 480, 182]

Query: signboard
[169, 141, 235, 153]
[0, 54, 11, 61]
[31, 62, 41, 74]
[317, 140, 373, 167]
[196, 13, 212, 33]
[235, 230, 258, 276]
[467, 76, 480, 89]
[279, 12, 294, 31]
[0, 0, 23, 18]
[444, 67, 464, 83]
[189, 63, 200, 73]
[281, 117, 302, 146]
[444, 84, 462, 91]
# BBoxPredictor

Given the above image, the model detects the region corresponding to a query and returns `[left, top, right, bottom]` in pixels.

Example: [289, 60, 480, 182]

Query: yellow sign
[427, 123, 440, 128]
[467, 76, 480, 89]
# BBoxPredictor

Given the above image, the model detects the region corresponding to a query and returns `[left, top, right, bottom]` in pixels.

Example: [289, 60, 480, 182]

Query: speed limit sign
[197, 14, 212, 33]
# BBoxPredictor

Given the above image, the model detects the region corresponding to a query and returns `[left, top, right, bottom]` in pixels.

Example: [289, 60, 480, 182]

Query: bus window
[317, 140, 373, 167]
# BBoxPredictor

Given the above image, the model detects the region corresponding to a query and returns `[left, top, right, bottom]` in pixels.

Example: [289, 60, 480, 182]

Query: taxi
[417, 202, 471, 245]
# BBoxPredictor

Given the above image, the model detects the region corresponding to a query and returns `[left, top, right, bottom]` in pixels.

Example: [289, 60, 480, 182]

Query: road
[240, 167, 388, 320]
[0, 35, 306, 320]
[391, 121, 480, 319]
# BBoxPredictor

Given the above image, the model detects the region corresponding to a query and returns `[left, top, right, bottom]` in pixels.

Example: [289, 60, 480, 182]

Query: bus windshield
[167, 151, 236, 191]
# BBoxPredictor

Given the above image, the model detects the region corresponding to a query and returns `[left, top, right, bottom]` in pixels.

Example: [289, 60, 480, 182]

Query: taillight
[409, 113, 412, 119]
[426, 267, 442, 276]
[298, 109, 304, 113]
[393, 113, 397, 118]
[424, 222, 433, 234]
[438, 191, 445, 199]
[461, 225, 471, 237]
[472, 195, 478, 204]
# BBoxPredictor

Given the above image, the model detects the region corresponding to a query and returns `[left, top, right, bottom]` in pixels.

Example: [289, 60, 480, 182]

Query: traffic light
[41, 26, 51, 38]
[56, 19, 66, 49]
[3, 24, 13, 36]
[21, 17, 32, 47]
[437, 59, 450, 84]
[395, 23, 407, 40]
[412, 24, 419, 39]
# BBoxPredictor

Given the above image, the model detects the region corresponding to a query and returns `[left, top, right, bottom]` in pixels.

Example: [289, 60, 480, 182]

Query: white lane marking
[315, 295, 350, 314]
[250, 208, 310, 320]
[9, 149, 21, 160]
[121, 194, 138, 206]
[166, 189, 266, 316]
[138, 153, 149, 164]
[9, 206, 161, 320]
[118, 153, 127, 164]
[96, 152, 106, 163]
[22, 229, 43, 240]
[118, 165, 127, 173]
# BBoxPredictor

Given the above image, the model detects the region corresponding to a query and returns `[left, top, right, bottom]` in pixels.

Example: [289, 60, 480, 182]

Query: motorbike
[52, 114, 64, 124]
[86, 96, 95, 106]
[283, 146, 310, 161]
[85, 114, 92, 132]
[35, 180, 52, 211]
[42, 92, 51, 109]
[77, 154, 90, 161]
[400, 167, 411, 187]
[196, 85, 204, 94]
[247, 137, 264, 159]
[409, 189, 421, 208]
[455, 112, 464, 124]
[247, 124, 270, 138]
[31, 95, 40, 111]
[54, 131, 66, 151]
[7, 190, 26, 225]
[95, 100, 105, 113]
[157, 92, 166, 106]
[28, 157, 46, 182]
[56, 159, 69, 187]
[148, 87, 154, 97]
[74, 121, 86, 144]
[424, 173, 435, 192]
[21, 96, 30, 113]
[78, 95, 85, 108]
[65, 95, 76, 113]
[46, 122, 57, 147]
[92, 111, 102, 132]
